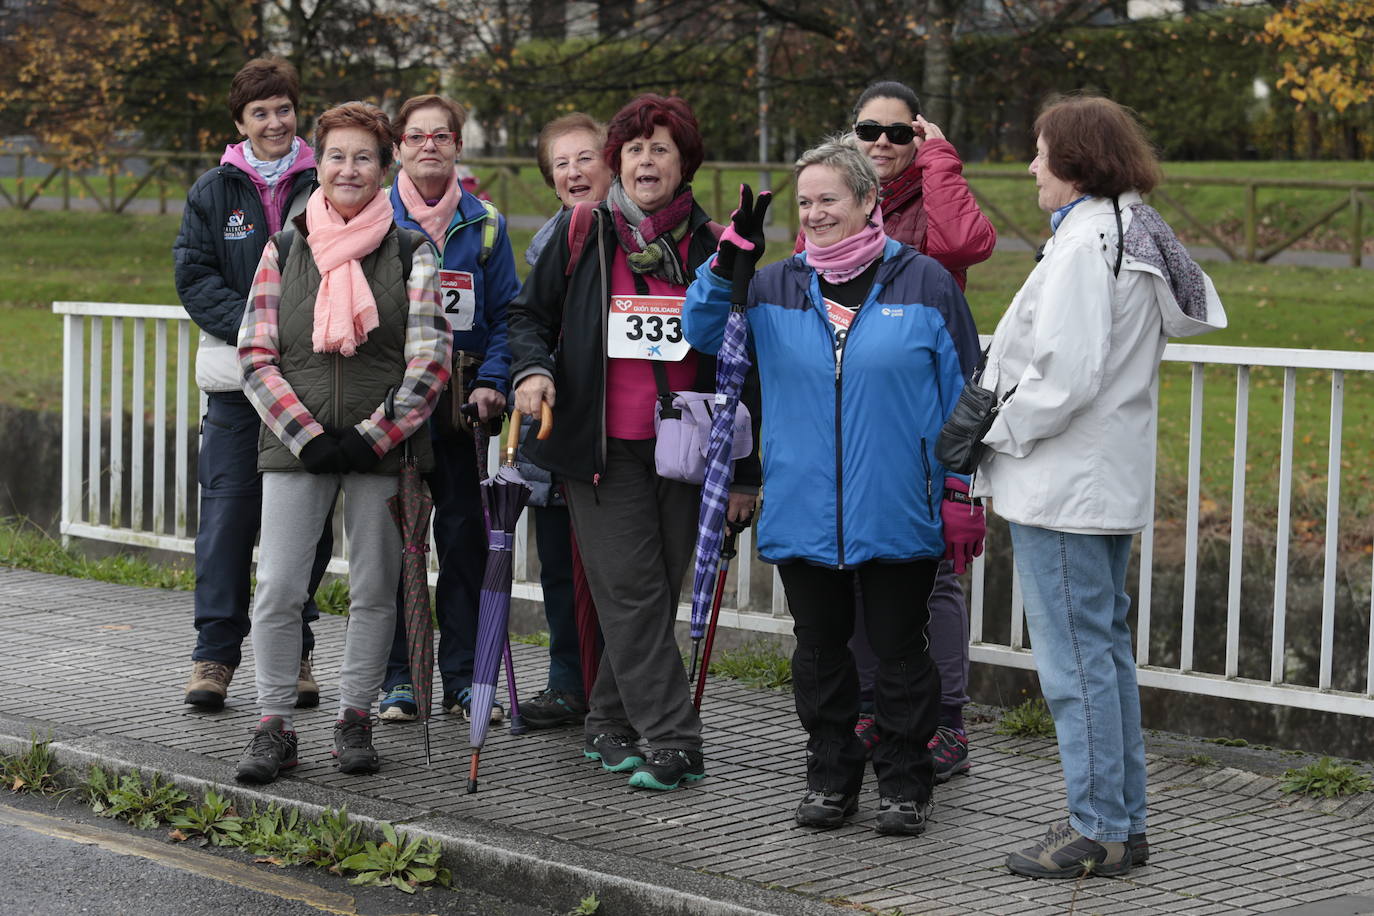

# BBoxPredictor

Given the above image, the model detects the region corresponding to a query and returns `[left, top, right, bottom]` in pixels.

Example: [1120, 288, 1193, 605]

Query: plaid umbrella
[466, 404, 552, 793]
[686, 306, 752, 682]
[387, 444, 435, 764]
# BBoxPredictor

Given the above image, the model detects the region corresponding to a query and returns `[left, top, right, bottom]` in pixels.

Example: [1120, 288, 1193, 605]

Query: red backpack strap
[564, 201, 598, 276]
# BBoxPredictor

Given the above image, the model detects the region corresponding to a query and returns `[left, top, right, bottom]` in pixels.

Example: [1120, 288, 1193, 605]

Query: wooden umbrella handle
[504, 403, 554, 465]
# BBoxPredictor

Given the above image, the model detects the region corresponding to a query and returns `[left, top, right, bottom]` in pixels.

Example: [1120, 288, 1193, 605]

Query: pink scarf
[397, 168, 460, 248]
[304, 187, 394, 356]
[804, 205, 889, 284]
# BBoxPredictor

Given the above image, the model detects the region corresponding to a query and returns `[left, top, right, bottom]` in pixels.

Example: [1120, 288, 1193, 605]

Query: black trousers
[779, 559, 940, 801]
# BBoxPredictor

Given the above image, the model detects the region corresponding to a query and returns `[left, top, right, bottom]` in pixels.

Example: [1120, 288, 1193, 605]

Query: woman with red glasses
[845, 80, 995, 786]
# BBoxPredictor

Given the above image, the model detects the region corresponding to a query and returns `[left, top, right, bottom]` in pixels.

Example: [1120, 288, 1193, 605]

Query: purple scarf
[804, 206, 888, 284]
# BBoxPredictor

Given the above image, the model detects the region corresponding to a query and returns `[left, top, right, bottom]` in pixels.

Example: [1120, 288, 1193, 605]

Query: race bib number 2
[606, 295, 690, 361]
[439, 269, 476, 331]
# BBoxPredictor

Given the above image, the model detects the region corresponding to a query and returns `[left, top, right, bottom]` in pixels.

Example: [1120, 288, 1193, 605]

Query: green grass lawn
[3, 208, 1370, 520]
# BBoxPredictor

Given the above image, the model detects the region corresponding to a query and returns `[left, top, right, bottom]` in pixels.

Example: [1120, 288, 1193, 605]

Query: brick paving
[2, 565, 1372, 915]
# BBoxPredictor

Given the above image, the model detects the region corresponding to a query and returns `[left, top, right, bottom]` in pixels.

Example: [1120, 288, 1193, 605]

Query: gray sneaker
[235, 717, 298, 784]
[1007, 821, 1131, 879]
[875, 796, 934, 836]
[332, 709, 380, 774]
[795, 790, 859, 829]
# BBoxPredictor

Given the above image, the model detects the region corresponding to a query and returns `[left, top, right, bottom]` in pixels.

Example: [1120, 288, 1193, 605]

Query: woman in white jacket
[974, 95, 1226, 880]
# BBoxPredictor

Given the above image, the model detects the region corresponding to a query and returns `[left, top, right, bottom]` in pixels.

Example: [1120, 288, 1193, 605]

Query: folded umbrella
[467, 403, 552, 794]
[387, 445, 435, 764]
[693, 518, 747, 711]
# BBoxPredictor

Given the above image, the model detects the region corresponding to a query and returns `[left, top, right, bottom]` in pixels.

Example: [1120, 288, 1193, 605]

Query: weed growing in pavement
[512, 630, 552, 647]
[1185, 753, 1218, 767]
[337, 822, 451, 894]
[83, 767, 188, 829]
[313, 578, 351, 616]
[566, 893, 600, 915]
[1205, 736, 1250, 747]
[299, 807, 366, 871]
[240, 803, 312, 865]
[1280, 757, 1374, 798]
[167, 789, 244, 847]
[2, 732, 69, 797]
[708, 640, 792, 690]
[995, 698, 1057, 739]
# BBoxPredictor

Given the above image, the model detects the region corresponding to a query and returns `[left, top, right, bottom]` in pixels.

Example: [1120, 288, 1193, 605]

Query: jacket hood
[219, 139, 317, 190]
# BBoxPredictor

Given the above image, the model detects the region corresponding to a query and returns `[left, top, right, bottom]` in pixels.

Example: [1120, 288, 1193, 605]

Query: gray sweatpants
[563, 438, 703, 752]
[252, 471, 401, 718]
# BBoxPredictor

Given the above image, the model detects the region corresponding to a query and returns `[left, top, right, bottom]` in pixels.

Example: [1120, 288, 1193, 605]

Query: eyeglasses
[401, 130, 457, 148]
[853, 121, 916, 145]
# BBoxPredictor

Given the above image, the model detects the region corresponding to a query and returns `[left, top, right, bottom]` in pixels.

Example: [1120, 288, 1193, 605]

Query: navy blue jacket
[684, 240, 978, 567]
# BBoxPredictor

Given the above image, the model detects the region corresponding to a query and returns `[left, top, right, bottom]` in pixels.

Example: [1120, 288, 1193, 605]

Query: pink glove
[941, 476, 985, 575]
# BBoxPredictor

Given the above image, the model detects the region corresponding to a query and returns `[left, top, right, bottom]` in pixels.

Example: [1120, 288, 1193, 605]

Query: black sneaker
[875, 796, 934, 836]
[235, 717, 298, 784]
[929, 725, 971, 783]
[332, 708, 380, 774]
[1129, 832, 1149, 866]
[520, 688, 589, 729]
[795, 790, 859, 829]
[1006, 821, 1131, 879]
[583, 733, 644, 772]
[628, 748, 706, 791]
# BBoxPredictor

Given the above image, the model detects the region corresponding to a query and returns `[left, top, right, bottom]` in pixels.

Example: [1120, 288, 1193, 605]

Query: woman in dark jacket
[508, 94, 757, 792]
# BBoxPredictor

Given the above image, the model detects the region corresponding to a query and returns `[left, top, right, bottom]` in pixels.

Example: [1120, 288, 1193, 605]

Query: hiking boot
[929, 725, 971, 783]
[332, 708, 381, 775]
[1129, 832, 1150, 866]
[296, 656, 319, 709]
[446, 686, 504, 724]
[582, 733, 644, 772]
[184, 661, 235, 711]
[378, 684, 418, 722]
[875, 796, 934, 836]
[520, 688, 588, 729]
[234, 717, 297, 784]
[628, 748, 706, 791]
[1006, 821, 1131, 879]
[795, 790, 859, 829]
[854, 713, 881, 758]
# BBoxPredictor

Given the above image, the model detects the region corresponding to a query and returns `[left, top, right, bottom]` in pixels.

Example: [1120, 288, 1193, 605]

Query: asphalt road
[0, 795, 555, 916]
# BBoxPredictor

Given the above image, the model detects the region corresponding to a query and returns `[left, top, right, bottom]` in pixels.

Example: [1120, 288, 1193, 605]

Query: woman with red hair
[509, 94, 758, 792]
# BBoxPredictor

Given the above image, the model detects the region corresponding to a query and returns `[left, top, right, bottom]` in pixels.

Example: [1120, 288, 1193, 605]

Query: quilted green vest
[257, 225, 434, 474]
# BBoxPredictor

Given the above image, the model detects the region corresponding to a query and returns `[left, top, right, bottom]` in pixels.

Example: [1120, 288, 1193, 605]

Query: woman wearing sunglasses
[842, 80, 996, 787]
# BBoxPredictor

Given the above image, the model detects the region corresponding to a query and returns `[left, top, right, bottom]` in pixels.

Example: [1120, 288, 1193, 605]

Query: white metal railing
[55, 303, 1374, 716]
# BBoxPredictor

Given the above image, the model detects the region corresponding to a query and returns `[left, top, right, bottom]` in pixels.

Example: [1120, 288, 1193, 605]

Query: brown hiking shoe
[184, 661, 234, 711]
[296, 656, 320, 708]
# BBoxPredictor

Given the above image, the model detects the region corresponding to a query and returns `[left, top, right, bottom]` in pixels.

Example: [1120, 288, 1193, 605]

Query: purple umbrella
[466, 403, 552, 794]
[687, 306, 752, 684]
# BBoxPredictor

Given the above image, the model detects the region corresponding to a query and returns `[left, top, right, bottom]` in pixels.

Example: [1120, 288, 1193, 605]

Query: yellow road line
[0, 802, 362, 915]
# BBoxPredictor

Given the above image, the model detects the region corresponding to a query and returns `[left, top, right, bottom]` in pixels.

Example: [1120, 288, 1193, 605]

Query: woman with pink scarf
[233, 102, 452, 785]
[683, 138, 983, 836]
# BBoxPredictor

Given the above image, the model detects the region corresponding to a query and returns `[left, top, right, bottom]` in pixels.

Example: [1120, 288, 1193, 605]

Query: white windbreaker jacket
[971, 192, 1227, 533]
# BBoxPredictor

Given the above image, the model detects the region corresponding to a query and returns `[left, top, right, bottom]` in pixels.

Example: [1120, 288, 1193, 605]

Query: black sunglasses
[853, 121, 916, 145]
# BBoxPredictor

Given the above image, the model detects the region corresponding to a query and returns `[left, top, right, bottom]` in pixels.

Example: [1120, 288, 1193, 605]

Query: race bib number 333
[606, 295, 690, 361]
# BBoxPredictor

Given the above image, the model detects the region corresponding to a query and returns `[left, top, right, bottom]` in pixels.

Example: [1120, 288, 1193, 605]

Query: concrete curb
[0, 715, 846, 916]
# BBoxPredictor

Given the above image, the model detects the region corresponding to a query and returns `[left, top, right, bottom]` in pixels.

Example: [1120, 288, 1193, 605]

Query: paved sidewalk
[2, 566, 1373, 915]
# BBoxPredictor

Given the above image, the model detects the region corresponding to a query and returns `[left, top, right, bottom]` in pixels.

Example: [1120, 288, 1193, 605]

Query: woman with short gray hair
[683, 136, 983, 836]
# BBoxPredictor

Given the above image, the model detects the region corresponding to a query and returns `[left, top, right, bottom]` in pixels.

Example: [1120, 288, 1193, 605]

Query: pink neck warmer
[397, 168, 460, 249]
[804, 207, 888, 284]
[304, 187, 395, 356]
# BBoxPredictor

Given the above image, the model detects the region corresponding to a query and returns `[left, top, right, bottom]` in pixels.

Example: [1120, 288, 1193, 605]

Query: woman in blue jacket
[683, 138, 983, 835]
[376, 94, 520, 724]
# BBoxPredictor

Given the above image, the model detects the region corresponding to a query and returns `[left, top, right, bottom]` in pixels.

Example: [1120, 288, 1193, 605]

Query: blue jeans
[385, 432, 484, 698]
[1009, 523, 1148, 843]
[192, 391, 331, 667]
[533, 505, 583, 695]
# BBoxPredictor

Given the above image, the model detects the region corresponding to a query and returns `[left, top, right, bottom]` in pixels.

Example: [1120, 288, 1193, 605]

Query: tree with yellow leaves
[1263, 0, 1374, 112]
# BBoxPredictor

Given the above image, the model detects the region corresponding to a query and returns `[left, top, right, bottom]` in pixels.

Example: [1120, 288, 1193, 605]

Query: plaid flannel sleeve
[350, 243, 452, 457]
[238, 239, 326, 457]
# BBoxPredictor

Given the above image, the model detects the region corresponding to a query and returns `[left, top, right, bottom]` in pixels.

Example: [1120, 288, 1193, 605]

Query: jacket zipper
[920, 436, 934, 520]
[833, 325, 848, 569]
[594, 216, 609, 498]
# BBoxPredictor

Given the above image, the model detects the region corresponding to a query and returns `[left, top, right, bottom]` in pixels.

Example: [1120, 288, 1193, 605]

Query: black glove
[711, 184, 772, 306]
[339, 427, 382, 474]
[299, 433, 350, 475]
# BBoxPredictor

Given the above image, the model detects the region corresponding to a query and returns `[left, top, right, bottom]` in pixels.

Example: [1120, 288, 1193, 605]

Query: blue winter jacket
[683, 239, 979, 568]
[388, 182, 518, 394]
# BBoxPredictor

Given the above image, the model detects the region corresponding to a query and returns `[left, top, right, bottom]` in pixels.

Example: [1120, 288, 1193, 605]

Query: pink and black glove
[941, 476, 985, 575]
[712, 184, 772, 306]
